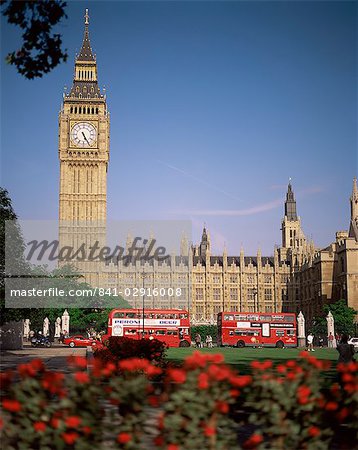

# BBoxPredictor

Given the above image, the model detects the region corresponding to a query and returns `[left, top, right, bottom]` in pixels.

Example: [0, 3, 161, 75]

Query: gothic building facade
[58, 11, 357, 324]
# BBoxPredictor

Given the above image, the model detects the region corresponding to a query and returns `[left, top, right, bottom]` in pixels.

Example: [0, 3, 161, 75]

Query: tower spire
[67, 9, 103, 99]
[349, 177, 358, 240]
[77, 9, 95, 62]
[285, 181, 297, 221]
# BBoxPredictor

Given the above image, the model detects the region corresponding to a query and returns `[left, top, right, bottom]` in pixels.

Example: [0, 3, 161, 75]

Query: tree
[1, 0, 68, 79]
[0, 187, 131, 331]
[313, 300, 357, 337]
[191, 325, 217, 342]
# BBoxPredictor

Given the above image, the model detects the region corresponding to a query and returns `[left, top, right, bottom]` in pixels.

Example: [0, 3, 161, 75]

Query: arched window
[91, 107, 94, 114]
[70, 107, 73, 114]
[74, 107, 77, 114]
[76, 86, 79, 93]
[79, 107, 82, 114]
[96, 107, 98, 114]
[87, 107, 90, 114]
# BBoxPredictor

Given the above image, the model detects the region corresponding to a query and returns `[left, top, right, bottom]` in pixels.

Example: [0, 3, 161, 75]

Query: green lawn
[166, 346, 339, 383]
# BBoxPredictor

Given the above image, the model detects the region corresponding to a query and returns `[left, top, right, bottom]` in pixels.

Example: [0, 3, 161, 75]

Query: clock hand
[82, 131, 90, 145]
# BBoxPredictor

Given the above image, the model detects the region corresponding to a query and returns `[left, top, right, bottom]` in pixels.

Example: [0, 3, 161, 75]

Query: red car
[63, 335, 98, 348]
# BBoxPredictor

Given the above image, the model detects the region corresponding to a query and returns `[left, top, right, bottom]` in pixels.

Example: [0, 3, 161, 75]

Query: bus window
[155, 330, 165, 335]
[284, 316, 295, 322]
[276, 330, 284, 337]
[225, 315, 234, 321]
[287, 330, 295, 336]
[167, 330, 178, 336]
[125, 329, 137, 335]
[113, 312, 125, 318]
[126, 313, 136, 318]
[229, 331, 234, 336]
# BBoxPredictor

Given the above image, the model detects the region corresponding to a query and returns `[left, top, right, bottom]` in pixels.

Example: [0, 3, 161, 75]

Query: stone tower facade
[58, 10, 110, 284]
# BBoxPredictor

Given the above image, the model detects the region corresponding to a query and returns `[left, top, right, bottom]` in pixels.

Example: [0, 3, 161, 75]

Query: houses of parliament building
[58, 11, 358, 326]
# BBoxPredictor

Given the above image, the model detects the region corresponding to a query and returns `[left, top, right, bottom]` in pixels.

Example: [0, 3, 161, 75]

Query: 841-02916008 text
[95, 287, 183, 297]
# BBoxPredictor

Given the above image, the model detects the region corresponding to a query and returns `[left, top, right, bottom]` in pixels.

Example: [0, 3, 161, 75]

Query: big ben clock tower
[58, 10, 109, 283]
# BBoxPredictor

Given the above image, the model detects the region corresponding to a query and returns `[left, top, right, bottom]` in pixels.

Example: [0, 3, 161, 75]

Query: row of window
[112, 312, 188, 319]
[195, 288, 274, 300]
[195, 274, 290, 284]
[70, 106, 99, 115]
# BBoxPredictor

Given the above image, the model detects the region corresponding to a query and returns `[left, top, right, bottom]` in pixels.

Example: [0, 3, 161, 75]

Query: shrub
[154, 351, 251, 450]
[1, 353, 357, 449]
[93, 336, 167, 365]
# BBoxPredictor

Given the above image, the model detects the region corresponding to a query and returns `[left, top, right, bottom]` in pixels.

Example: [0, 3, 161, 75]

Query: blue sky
[1, 1, 357, 256]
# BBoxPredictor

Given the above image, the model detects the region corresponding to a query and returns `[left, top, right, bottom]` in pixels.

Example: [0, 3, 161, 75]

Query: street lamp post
[140, 269, 148, 337]
[253, 288, 258, 313]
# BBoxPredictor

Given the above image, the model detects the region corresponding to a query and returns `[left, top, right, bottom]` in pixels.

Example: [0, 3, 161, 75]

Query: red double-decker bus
[107, 309, 191, 348]
[217, 311, 297, 348]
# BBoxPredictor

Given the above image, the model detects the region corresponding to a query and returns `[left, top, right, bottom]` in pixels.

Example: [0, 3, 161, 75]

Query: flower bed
[1, 352, 357, 449]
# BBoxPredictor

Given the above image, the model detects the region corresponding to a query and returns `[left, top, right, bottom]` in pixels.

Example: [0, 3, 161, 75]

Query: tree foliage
[0, 187, 131, 332]
[313, 300, 357, 337]
[1, 0, 68, 79]
[191, 324, 217, 342]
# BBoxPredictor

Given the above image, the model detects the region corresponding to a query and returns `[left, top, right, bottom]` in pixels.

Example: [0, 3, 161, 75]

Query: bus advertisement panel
[217, 311, 297, 348]
[108, 309, 191, 348]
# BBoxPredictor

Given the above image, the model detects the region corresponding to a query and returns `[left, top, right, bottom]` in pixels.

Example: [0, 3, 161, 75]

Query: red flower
[336, 407, 349, 422]
[18, 363, 36, 377]
[210, 353, 224, 364]
[230, 375, 252, 388]
[82, 426, 92, 435]
[168, 368, 186, 384]
[251, 360, 272, 371]
[61, 432, 79, 445]
[308, 426, 320, 437]
[154, 436, 164, 446]
[198, 372, 209, 390]
[276, 364, 286, 374]
[42, 372, 64, 394]
[0, 417, 3, 429]
[2, 399, 21, 412]
[51, 418, 60, 429]
[66, 416, 81, 428]
[146, 365, 162, 377]
[119, 358, 149, 372]
[216, 400, 229, 413]
[74, 372, 90, 383]
[168, 444, 179, 450]
[325, 401, 338, 411]
[34, 421, 46, 432]
[230, 389, 240, 397]
[68, 355, 87, 368]
[117, 432, 132, 444]
[148, 395, 160, 407]
[243, 433, 263, 449]
[297, 385, 311, 405]
[204, 426, 216, 437]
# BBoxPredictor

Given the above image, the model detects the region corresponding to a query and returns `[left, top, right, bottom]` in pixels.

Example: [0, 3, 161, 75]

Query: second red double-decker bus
[217, 311, 297, 348]
[107, 309, 191, 347]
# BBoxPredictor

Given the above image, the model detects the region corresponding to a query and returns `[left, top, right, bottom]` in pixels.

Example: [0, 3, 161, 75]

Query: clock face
[71, 122, 96, 147]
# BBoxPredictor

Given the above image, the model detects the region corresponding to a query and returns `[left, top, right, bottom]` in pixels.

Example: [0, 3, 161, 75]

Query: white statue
[326, 311, 336, 348]
[297, 311, 306, 347]
[61, 310, 70, 336]
[55, 317, 61, 338]
[43, 317, 50, 337]
[23, 319, 30, 339]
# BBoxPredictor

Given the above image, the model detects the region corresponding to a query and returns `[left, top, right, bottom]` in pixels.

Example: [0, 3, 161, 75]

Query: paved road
[0, 343, 86, 372]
